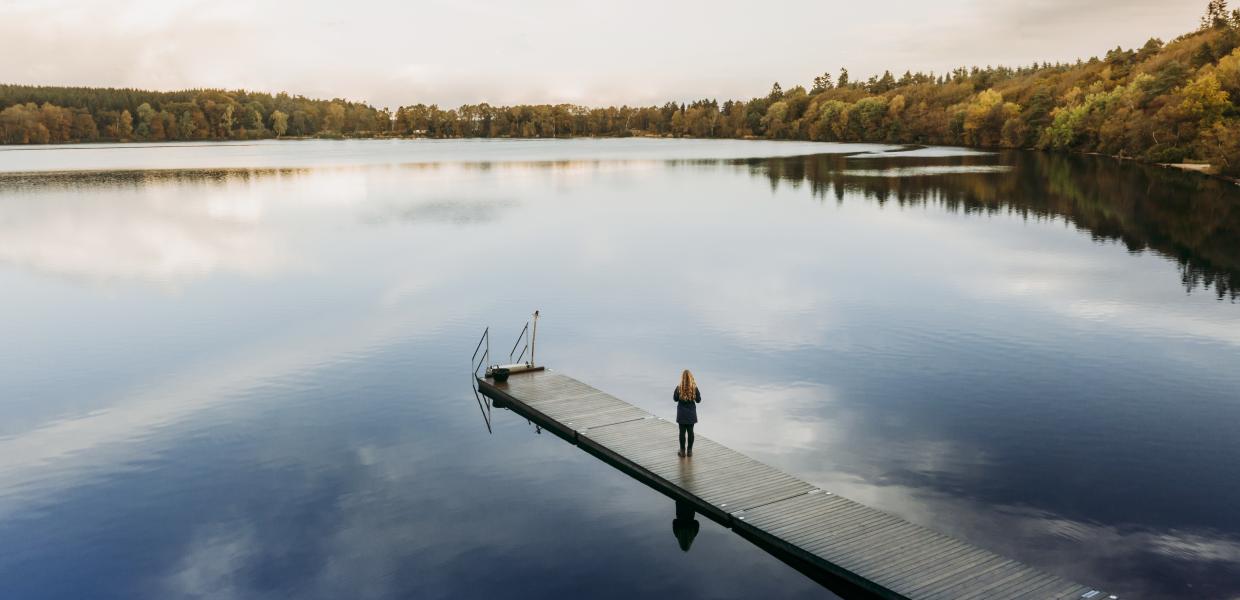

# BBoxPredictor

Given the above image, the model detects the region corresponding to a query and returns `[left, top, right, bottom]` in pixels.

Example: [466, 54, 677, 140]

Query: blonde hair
[677, 369, 696, 402]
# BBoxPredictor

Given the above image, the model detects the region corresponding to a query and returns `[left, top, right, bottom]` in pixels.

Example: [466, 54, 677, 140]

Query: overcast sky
[0, 0, 1209, 109]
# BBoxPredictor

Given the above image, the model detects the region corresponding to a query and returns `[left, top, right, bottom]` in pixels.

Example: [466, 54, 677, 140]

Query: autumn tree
[135, 102, 156, 139]
[3, 6, 1240, 175]
[762, 101, 789, 138]
[323, 102, 346, 133]
[271, 110, 288, 137]
[118, 109, 134, 140]
[178, 111, 196, 140]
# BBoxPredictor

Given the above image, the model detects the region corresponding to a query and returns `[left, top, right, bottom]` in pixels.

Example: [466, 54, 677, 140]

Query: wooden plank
[881, 540, 987, 586]
[829, 522, 933, 569]
[979, 574, 1066, 599]
[646, 450, 754, 474]
[691, 471, 807, 497]
[692, 471, 804, 498]
[749, 498, 857, 533]
[970, 571, 1061, 599]
[806, 516, 915, 558]
[871, 538, 980, 583]
[570, 412, 651, 430]
[901, 554, 1016, 597]
[886, 550, 1001, 593]
[476, 371, 1113, 600]
[796, 510, 899, 548]
[689, 461, 803, 490]
[717, 484, 816, 513]
[1043, 585, 1096, 600]
[752, 499, 879, 538]
[922, 558, 1025, 599]
[524, 391, 618, 407]
[552, 402, 646, 419]
[752, 505, 872, 540]
[684, 467, 796, 496]
[1027, 583, 1093, 600]
[558, 405, 649, 425]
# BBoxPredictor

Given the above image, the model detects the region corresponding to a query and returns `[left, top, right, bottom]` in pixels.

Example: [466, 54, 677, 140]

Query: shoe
[687, 450, 693, 457]
[678, 450, 685, 457]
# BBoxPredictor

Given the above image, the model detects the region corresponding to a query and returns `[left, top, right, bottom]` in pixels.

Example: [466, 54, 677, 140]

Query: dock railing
[508, 321, 529, 365]
[471, 326, 490, 380]
[470, 326, 493, 434]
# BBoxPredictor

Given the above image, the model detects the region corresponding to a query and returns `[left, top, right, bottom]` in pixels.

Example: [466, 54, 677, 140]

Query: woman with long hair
[673, 369, 702, 457]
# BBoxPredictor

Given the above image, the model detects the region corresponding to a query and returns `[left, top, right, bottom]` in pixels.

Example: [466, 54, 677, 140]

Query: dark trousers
[678, 423, 695, 452]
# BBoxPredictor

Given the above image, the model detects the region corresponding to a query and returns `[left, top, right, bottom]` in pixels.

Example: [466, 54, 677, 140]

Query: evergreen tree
[768, 82, 783, 100]
[1203, 0, 1231, 29]
[811, 72, 834, 93]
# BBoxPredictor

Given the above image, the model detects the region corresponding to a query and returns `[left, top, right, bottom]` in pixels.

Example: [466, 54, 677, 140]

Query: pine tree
[811, 72, 834, 93]
[1202, 0, 1230, 30]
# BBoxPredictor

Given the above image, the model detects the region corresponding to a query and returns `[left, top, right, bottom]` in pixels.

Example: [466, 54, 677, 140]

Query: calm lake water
[1, 139, 1238, 599]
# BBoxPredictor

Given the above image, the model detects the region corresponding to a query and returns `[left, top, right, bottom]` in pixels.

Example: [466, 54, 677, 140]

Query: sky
[0, 0, 1211, 109]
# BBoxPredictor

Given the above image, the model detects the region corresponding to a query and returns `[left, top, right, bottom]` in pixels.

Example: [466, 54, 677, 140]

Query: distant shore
[4, 135, 1237, 186]
[5, 18, 1240, 182]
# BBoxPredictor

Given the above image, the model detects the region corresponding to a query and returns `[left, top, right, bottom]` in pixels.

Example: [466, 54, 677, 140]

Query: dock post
[530, 310, 539, 367]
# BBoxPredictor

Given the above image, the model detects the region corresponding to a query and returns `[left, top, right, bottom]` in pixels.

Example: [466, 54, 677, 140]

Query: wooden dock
[476, 369, 1114, 600]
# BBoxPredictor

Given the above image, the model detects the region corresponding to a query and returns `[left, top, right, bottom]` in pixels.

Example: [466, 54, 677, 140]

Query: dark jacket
[673, 386, 702, 424]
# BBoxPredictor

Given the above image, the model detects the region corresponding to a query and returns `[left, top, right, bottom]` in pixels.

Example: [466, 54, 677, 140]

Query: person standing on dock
[673, 369, 701, 457]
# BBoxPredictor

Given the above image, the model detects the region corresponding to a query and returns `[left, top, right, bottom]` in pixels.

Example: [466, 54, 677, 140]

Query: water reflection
[5, 150, 1235, 300]
[672, 500, 701, 552]
[1, 141, 1238, 599]
[753, 151, 1240, 300]
[0, 170, 292, 285]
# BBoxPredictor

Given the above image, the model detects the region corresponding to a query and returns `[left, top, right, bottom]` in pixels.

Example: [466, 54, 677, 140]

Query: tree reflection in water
[752, 150, 1240, 301]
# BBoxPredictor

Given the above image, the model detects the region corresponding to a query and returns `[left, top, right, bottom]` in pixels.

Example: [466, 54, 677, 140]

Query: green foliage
[271, 110, 288, 137]
[1, 1, 1239, 175]
[961, 89, 1019, 147]
[1203, 0, 1232, 30]
[761, 101, 789, 138]
[0, 84, 389, 142]
[1180, 73, 1230, 123]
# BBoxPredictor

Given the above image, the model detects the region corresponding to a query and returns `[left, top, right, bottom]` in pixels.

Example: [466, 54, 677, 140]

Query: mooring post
[530, 310, 539, 367]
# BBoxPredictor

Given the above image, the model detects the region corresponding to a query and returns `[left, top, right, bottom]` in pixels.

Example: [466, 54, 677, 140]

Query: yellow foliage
[1179, 73, 1230, 123]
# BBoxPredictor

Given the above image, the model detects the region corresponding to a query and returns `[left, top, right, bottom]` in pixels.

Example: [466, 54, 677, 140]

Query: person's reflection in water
[671, 500, 700, 552]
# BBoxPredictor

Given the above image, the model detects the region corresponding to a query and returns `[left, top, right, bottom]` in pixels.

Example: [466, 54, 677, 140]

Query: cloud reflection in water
[1, 142, 1239, 599]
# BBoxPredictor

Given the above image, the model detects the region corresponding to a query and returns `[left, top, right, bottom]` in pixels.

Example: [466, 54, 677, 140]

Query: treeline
[0, 86, 389, 144]
[4, 2, 1240, 175]
[392, 4, 1240, 176]
[756, 150, 1240, 299]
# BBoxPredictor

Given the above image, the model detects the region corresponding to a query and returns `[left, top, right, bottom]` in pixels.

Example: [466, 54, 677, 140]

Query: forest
[3, 1, 1240, 176]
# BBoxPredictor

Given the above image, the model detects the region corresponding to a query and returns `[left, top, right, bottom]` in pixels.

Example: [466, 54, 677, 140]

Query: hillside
[3, 2, 1240, 176]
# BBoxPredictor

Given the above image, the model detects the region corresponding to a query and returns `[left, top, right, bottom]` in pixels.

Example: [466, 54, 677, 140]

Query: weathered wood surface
[477, 370, 1113, 600]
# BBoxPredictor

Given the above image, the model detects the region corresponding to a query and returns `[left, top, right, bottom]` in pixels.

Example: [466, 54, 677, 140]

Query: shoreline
[2, 136, 1238, 186]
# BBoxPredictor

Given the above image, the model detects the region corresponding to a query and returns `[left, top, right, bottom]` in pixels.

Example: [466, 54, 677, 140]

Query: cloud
[892, 0, 1202, 71]
[0, 0, 1209, 108]
[0, 183, 283, 286]
[162, 525, 258, 600]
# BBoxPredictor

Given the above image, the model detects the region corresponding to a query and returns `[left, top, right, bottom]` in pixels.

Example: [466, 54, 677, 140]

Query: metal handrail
[472, 386, 493, 434]
[471, 327, 490, 379]
[509, 322, 529, 364]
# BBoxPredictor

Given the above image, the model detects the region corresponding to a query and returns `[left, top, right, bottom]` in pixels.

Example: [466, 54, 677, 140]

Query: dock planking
[476, 369, 1114, 600]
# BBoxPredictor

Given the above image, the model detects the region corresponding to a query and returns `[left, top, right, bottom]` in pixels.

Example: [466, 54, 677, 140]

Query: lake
[1, 139, 1238, 599]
